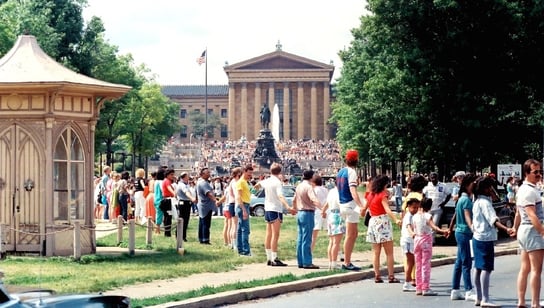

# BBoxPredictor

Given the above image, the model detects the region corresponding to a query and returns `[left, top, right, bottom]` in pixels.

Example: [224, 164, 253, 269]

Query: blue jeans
[395, 197, 402, 212]
[452, 231, 473, 290]
[236, 204, 251, 255]
[297, 210, 315, 266]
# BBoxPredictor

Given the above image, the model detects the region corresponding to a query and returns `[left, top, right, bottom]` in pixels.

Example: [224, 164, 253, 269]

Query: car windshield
[253, 186, 295, 198]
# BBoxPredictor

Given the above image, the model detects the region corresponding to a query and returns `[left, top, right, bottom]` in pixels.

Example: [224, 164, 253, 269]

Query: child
[472, 176, 514, 307]
[321, 186, 345, 270]
[412, 198, 450, 296]
[401, 198, 419, 292]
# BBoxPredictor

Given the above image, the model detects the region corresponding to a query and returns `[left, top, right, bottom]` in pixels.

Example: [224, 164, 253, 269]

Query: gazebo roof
[0, 35, 130, 97]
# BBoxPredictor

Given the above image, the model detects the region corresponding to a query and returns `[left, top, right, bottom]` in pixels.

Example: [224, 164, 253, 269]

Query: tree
[188, 110, 221, 139]
[334, 0, 544, 175]
[0, 0, 62, 57]
[117, 83, 180, 171]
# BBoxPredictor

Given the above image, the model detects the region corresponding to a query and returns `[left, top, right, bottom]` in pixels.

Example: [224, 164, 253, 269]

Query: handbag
[364, 210, 371, 227]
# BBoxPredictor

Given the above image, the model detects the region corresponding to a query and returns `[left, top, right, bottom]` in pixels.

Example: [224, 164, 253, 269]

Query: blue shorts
[228, 203, 235, 216]
[473, 239, 494, 271]
[265, 211, 283, 223]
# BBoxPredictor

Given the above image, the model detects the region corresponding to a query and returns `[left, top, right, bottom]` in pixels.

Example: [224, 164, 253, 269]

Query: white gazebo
[0, 35, 130, 256]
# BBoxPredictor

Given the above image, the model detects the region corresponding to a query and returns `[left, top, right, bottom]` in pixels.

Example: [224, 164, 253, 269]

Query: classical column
[254, 83, 261, 138]
[323, 81, 330, 140]
[311, 82, 317, 140]
[228, 83, 236, 139]
[297, 82, 305, 140]
[268, 82, 275, 112]
[241, 83, 248, 139]
[282, 82, 290, 140]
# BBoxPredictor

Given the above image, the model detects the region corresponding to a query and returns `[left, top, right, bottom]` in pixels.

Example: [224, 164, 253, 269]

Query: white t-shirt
[400, 212, 414, 245]
[314, 185, 328, 215]
[412, 212, 433, 236]
[228, 178, 239, 205]
[326, 187, 340, 211]
[423, 182, 451, 211]
[259, 176, 284, 212]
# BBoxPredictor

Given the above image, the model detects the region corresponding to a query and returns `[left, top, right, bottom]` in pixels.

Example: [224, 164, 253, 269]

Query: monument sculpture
[253, 105, 280, 168]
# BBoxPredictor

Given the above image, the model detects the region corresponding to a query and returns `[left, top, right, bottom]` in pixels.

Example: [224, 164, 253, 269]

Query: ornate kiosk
[0, 35, 130, 256]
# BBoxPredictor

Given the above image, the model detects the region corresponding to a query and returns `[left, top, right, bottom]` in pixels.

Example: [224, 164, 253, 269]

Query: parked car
[0, 283, 130, 307]
[438, 182, 515, 242]
[249, 185, 296, 217]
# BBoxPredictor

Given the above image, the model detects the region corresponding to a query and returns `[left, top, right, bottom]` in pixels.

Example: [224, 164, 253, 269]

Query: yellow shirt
[236, 179, 251, 204]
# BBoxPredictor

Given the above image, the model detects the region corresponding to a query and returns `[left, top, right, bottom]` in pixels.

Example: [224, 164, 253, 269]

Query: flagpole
[204, 48, 208, 138]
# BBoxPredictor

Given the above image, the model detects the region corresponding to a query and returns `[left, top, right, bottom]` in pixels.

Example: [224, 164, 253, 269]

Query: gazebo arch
[0, 35, 130, 256]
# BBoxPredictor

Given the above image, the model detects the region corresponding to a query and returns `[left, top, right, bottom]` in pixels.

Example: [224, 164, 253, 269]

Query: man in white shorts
[336, 149, 365, 271]
[514, 158, 544, 308]
[253, 163, 295, 266]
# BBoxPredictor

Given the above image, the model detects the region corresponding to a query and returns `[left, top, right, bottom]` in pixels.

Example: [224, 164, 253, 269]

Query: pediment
[225, 50, 333, 72]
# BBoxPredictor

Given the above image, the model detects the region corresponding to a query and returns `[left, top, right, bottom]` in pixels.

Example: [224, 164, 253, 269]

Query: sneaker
[415, 290, 423, 296]
[480, 301, 500, 307]
[403, 283, 416, 292]
[451, 289, 465, 300]
[474, 299, 481, 306]
[422, 289, 438, 296]
[267, 260, 272, 266]
[341, 263, 361, 271]
[465, 289, 477, 301]
[273, 258, 288, 266]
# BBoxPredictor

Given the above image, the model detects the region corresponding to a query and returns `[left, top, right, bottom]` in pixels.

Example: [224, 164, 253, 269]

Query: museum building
[162, 43, 335, 142]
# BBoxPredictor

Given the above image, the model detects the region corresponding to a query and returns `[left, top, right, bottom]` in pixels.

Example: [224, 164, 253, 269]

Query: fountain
[253, 105, 281, 168]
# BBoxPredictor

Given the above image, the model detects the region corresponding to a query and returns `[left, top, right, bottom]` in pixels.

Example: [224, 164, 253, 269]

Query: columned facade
[163, 47, 335, 143]
[224, 47, 334, 141]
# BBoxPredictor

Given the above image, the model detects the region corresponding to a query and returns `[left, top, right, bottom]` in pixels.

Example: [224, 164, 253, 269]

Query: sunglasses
[530, 170, 543, 175]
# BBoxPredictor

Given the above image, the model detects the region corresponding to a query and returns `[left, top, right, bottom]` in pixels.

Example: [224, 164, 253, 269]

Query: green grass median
[1, 215, 400, 305]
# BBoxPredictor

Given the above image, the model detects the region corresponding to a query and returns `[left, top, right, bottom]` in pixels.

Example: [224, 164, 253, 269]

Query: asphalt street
[229, 254, 526, 308]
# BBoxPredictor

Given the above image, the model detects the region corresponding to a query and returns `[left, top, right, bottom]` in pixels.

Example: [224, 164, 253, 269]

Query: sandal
[388, 276, 401, 283]
[374, 276, 384, 283]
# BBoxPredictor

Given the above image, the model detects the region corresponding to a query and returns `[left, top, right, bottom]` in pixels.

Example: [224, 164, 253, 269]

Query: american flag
[196, 50, 206, 65]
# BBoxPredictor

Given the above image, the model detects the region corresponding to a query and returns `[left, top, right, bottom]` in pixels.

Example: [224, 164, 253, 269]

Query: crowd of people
[94, 151, 544, 308]
[168, 138, 341, 176]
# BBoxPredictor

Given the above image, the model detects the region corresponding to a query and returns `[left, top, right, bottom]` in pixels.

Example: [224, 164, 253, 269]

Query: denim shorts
[228, 203, 235, 216]
[265, 211, 283, 223]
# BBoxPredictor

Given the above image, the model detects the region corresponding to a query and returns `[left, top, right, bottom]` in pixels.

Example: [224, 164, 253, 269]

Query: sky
[82, 0, 369, 86]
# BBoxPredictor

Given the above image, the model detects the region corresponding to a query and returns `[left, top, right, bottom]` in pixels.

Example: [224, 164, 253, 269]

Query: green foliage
[0, 0, 178, 170]
[188, 109, 222, 138]
[334, 0, 544, 174]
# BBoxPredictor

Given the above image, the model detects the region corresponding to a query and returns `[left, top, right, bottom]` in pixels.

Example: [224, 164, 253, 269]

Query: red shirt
[366, 191, 388, 216]
[162, 178, 175, 198]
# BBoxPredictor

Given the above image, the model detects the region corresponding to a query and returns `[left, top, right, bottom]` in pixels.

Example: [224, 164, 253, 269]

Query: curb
[149, 248, 518, 308]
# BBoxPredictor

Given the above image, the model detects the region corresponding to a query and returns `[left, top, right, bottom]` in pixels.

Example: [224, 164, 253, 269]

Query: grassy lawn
[0, 215, 400, 303]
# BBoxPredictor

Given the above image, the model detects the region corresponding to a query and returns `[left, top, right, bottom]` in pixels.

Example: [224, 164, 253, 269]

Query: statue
[260, 105, 271, 129]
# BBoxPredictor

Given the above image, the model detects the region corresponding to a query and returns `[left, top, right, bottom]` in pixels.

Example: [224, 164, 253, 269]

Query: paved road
[228, 254, 526, 308]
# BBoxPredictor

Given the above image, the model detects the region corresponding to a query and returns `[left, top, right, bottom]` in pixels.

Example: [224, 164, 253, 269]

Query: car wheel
[504, 217, 513, 228]
[253, 205, 265, 217]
